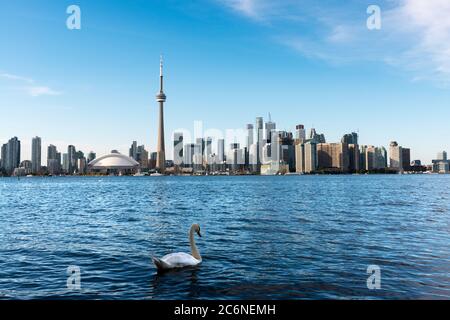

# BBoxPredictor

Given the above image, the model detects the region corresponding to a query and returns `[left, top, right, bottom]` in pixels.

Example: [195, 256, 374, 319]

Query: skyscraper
[205, 137, 212, 158]
[156, 56, 167, 173]
[295, 124, 306, 142]
[402, 148, 411, 170]
[4, 137, 21, 174]
[183, 144, 195, 167]
[309, 128, 326, 143]
[68, 145, 77, 174]
[217, 139, 225, 166]
[62, 153, 69, 173]
[255, 117, 264, 170]
[341, 132, 358, 145]
[31, 136, 41, 174]
[137, 145, 149, 169]
[265, 116, 276, 143]
[437, 151, 447, 161]
[389, 141, 403, 171]
[246, 124, 254, 149]
[129, 141, 138, 160]
[173, 132, 184, 166]
[1, 143, 7, 171]
[47, 144, 60, 175]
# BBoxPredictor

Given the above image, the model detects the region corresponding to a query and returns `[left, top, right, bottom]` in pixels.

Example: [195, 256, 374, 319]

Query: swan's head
[192, 223, 202, 237]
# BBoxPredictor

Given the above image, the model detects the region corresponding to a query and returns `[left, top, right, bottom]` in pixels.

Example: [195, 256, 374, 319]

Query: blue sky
[0, 0, 449, 164]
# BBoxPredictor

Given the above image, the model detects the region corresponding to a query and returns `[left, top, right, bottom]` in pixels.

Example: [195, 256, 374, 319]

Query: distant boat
[150, 173, 163, 177]
[26, 175, 33, 178]
[133, 172, 146, 177]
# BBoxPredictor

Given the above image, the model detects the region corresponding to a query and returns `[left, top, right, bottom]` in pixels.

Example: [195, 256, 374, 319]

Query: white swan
[152, 224, 202, 272]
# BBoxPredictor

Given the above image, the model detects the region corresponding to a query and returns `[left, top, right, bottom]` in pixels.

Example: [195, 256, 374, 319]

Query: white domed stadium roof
[89, 152, 139, 169]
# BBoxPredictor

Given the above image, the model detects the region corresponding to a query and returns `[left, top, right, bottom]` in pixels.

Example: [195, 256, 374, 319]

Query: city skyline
[1, 1, 450, 164]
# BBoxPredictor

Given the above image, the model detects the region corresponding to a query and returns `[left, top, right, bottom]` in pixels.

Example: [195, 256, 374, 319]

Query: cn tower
[155, 56, 166, 173]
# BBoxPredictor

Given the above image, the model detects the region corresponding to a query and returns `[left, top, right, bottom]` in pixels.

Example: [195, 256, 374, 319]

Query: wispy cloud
[216, 0, 450, 85]
[0, 73, 34, 83]
[0, 72, 62, 97]
[27, 86, 62, 97]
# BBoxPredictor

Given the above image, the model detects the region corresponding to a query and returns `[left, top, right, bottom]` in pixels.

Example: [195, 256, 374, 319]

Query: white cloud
[384, 0, 450, 83]
[27, 86, 62, 97]
[217, 0, 450, 85]
[0, 72, 62, 97]
[0, 73, 34, 83]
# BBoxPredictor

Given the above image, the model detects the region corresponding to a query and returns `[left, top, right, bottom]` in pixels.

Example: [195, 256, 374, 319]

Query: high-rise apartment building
[295, 124, 306, 142]
[3, 137, 21, 174]
[317, 143, 349, 172]
[389, 141, 403, 171]
[68, 145, 77, 174]
[402, 148, 411, 170]
[47, 144, 61, 175]
[173, 132, 184, 165]
[129, 141, 138, 160]
[31, 136, 42, 174]
[295, 140, 317, 173]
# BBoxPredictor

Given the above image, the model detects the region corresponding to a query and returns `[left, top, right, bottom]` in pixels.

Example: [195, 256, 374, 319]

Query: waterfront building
[217, 139, 225, 166]
[193, 142, 204, 172]
[363, 146, 387, 171]
[149, 152, 157, 169]
[317, 143, 349, 172]
[62, 153, 69, 173]
[68, 145, 77, 174]
[260, 161, 289, 175]
[248, 143, 258, 173]
[432, 151, 449, 173]
[196, 138, 205, 157]
[78, 157, 87, 174]
[129, 141, 138, 160]
[227, 144, 244, 172]
[88, 151, 139, 174]
[183, 144, 195, 168]
[389, 141, 403, 171]
[137, 145, 149, 169]
[402, 148, 411, 170]
[255, 117, 264, 171]
[4, 137, 21, 174]
[348, 143, 360, 172]
[341, 133, 359, 172]
[20, 160, 32, 174]
[31, 136, 41, 174]
[295, 140, 317, 174]
[278, 131, 295, 172]
[47, 144, 61, 175]
[206, 137, 212, 158]
[246, 124, 254, 150]
[155, 56, 167, 173]
[0, 143, 6, 171]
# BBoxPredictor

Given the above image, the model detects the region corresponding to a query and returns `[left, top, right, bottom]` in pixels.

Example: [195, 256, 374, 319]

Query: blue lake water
[0, 175, 449, 300]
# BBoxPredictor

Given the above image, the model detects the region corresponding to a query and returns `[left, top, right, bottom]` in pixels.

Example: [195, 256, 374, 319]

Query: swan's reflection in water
[149, 266, 201, 299]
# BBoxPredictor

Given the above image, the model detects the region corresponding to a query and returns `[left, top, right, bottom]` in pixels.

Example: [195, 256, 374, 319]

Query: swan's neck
[189, 228, 201, 261]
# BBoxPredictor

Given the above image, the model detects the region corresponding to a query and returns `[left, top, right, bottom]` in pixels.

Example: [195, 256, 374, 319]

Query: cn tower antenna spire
[159, 54, 164, 92]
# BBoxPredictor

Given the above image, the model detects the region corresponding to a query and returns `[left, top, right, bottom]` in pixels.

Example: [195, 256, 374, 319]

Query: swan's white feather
[160, 252, 201, 268]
